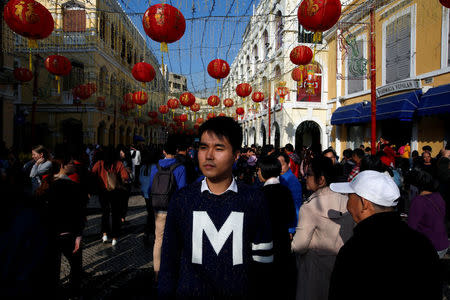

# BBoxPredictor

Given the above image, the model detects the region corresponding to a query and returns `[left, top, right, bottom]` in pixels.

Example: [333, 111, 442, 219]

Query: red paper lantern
[133, 91, 148, 106]
[290, 46, 313, 66]
[13, 68, 33, 82]
[72, 84, 92, 100]
[87, 82, 97, 94]
[208, 95, 220, 107]
[218, 113, 226, 117]
[120, 104, 129, 113]
[207, 59, 230, 80]
[252, 92, 265, 103]
[132, 62, 155, 83]
[207, 112, 216, 120]
[167, 98, 180, 110]
[441, 0, 450, 8]
[142, 4, 186, 51]
[180, 92, 195, 107]
[223, 98, 234, 108]
[196, 117, 204, 124]
[179, 114, 188, 122]
[148, 111, 158, 119]
[44, 55, 72, 76]
[236, 83, 252, 98]
[190, 103, 200, 112]
[3, 0, 54, 40]
[159, 104, 169, 114]
[297, 0, 342, 32]
[292, 66, 305, 82]
[194, 124, 200, 129]
[236, 107, 245, 115]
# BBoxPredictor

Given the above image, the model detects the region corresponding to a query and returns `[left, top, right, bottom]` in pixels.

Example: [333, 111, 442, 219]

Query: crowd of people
[1, 116, 449, 299]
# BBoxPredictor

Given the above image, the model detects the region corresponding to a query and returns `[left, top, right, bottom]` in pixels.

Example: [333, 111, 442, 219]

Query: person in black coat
[257, 155, 297, 299]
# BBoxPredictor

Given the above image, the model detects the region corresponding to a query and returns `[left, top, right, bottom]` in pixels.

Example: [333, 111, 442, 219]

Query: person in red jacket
[285, 143, 301, 178]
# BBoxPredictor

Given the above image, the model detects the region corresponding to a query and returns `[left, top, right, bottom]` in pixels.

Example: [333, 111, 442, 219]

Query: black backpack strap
[156, 163, 163, 172]
[169, 162, 182, 172]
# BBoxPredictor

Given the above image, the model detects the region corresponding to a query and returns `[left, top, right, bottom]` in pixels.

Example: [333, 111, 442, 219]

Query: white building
[222, 0, 331, 151]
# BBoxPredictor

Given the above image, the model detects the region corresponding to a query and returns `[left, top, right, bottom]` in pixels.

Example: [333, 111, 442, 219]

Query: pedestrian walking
[148, 137, 186, 281]
[257, 155, 296, 299]
[92, 147, 129, 246]
[329, 170, 442, 300]
[158, 117, 273, 298]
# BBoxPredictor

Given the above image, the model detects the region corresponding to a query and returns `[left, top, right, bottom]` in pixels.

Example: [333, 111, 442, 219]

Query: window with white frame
[347, 38, 365, 94]
[385, 13, 411, 84]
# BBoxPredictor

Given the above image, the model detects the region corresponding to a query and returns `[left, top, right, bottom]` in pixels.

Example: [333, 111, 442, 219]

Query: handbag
[104, 162, 125, 191]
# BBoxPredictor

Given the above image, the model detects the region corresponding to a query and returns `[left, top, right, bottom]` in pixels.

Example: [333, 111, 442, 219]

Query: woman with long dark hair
[292, 157, 354, 300]
[28, 145, 52, 194]
[92, 146, 129, 246]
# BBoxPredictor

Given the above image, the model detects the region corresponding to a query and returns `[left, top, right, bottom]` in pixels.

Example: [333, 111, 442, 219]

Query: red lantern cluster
[223, 98, 234, 108]
[132, 62, 155, 83]
[196, 117, 204, 124]
[236, 83, 252, 98]
[13, 68, 33, 82]
[290, 46, 313, 66]
[3, 0, 54, 40]
[44, 55, 72, 76]
[190, 103, 200, 112]
[236, 107, 245, 116]
[208, 95, 220, 107]
[252, 92, 265, 103]
[148, 111, 158, 119]
[142, 4, 186, 50]
[207, 59, 230, 80]
[297, 0, 342, 32]
[207, 112, 216, 120]
[167, 98, 180, 110]
[218, 113, 226, 117]
[180, 92, 196, 107]
[133, 91, 148, 106]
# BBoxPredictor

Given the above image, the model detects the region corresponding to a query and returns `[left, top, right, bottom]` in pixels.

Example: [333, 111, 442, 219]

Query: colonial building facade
[223, 0, 331, 151]
[2, 0, 168, 150]
[328, 0, 450, 157]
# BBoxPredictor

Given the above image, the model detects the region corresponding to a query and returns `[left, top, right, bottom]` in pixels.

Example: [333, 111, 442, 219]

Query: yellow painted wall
[327, 39, 337, 100]
[418, 117, 446, 157]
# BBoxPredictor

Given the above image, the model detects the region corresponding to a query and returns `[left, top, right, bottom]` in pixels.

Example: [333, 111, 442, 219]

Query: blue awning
[133, 135, 145, 142]
[331, 102, 364, 125]
[360, 90, 421, 122]
[417, 84, 450, 116]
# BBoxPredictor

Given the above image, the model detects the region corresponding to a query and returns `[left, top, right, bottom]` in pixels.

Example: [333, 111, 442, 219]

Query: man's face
[423, 152, 431, 163]
[324, 152, 336, 164]
[277, 156, 290, 175]
[352, 154, 361, 164]
[347, 193, 364, 223]
[198, 131, 237, 182]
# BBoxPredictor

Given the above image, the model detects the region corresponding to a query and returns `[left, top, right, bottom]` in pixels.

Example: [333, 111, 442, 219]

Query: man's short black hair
[343, 149, 353, 159]
[322, 148, 337, 158]
[278, 152, 290, 166]
[285, 143, 294, 152]
[257, 155, 281, 180]
[164, 135, 178, 155]
[353, 148, 365, 159]
[422, 145, 432, 152]
[198, 116, 242, 152]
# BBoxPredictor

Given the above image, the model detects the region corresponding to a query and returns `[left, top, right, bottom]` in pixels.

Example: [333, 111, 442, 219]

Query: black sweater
[158, 181, 273, 298]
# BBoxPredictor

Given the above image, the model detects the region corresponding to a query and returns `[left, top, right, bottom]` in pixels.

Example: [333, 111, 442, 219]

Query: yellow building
[327, 0, 450, 157]
[2, 0, 168, 151]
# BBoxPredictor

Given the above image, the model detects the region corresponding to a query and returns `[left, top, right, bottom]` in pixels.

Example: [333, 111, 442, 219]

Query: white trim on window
[382, 4, 416, 85]
[441, 6, 449, 69]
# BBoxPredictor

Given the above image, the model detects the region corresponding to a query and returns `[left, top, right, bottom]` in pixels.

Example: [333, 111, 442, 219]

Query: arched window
[99, 13, 106, 40]
[274, 65, 281, 78]
[275, 11, 283, 50]
[110, 25, 115, 49]
[263, 30, 269, 59]
[63, 1, 86, 32]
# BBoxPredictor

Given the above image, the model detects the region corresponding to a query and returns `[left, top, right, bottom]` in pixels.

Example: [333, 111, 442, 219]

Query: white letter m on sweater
[192, 211, 244, 266]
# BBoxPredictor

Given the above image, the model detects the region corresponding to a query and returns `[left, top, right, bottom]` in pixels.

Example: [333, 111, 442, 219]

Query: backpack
[151, 162, 182, 210]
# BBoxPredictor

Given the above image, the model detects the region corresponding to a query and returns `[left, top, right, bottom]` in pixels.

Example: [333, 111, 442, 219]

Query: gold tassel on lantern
[55, 75, 61, 94]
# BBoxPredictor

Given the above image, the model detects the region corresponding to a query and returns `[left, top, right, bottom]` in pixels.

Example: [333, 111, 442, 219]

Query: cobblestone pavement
[60, 192, 157, 299]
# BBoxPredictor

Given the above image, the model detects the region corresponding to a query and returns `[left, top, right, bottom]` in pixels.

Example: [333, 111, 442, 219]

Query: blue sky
[119, 0, 258, 97]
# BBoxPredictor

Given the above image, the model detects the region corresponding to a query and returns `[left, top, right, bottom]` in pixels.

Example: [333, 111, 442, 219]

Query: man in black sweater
[158, 117, 273, 299]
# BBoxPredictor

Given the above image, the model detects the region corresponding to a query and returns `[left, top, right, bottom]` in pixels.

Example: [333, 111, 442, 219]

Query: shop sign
[376, 79, 421, 97]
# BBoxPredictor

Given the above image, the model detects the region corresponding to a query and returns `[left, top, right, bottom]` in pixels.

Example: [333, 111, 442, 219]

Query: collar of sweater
[264, 177, 280, 186]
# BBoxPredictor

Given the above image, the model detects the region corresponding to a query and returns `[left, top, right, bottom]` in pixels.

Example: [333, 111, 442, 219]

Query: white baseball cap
[330, 170, 400, 207]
